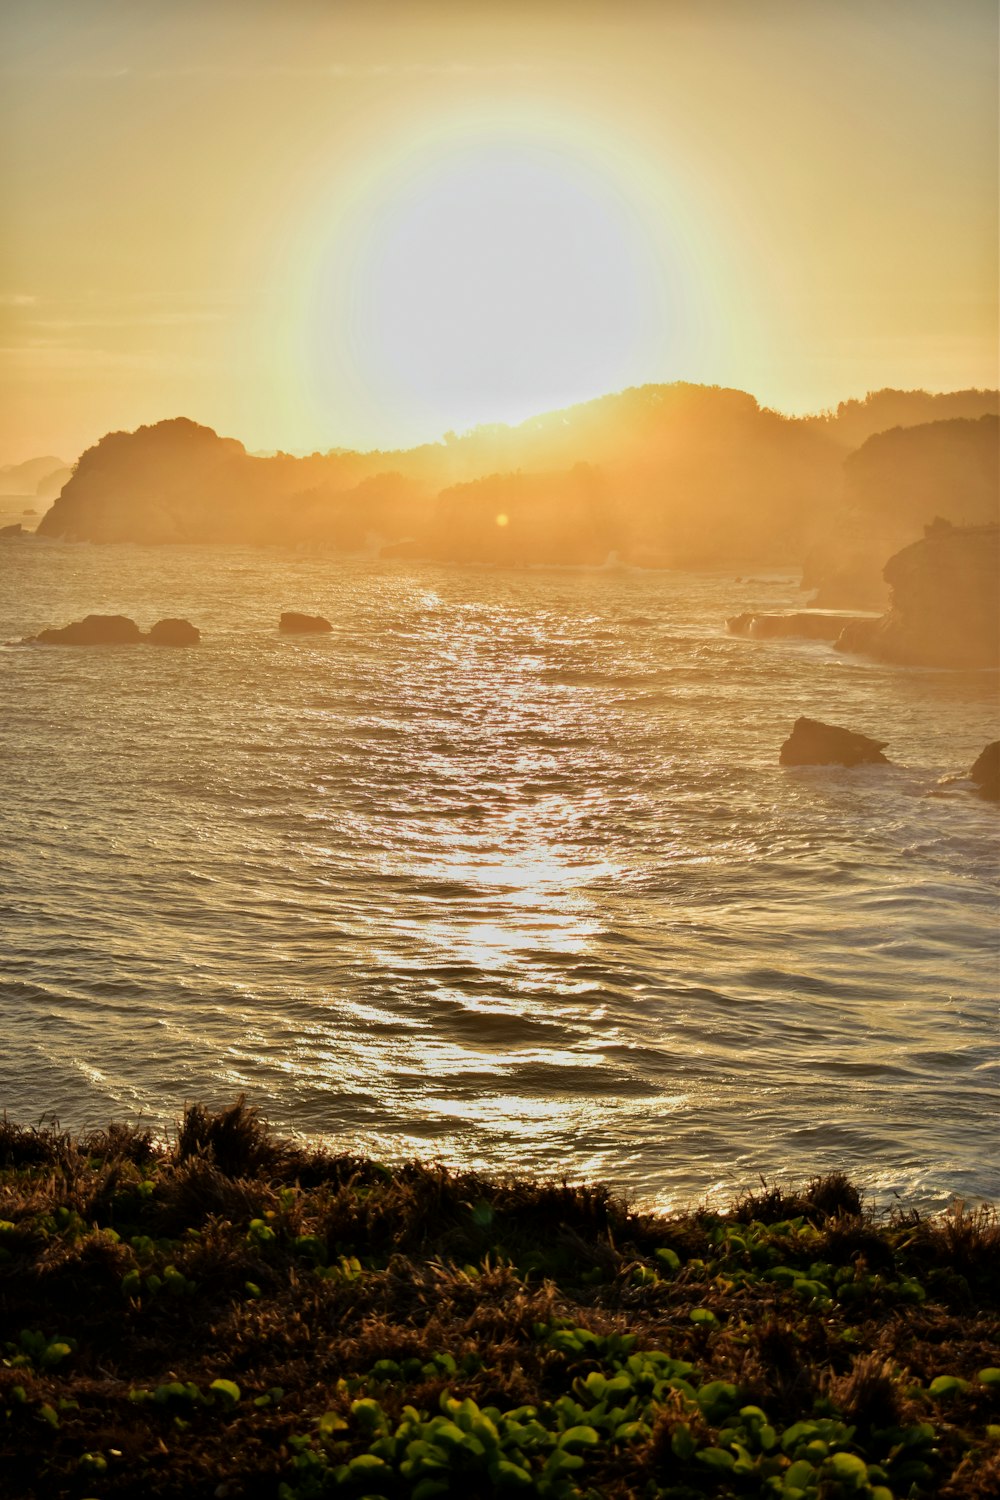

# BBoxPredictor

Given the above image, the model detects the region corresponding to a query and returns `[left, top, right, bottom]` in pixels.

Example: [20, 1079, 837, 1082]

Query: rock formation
[801, 413, 1000, 608]
[835, 524, 1000, 668]
[34, 614, 144, 646]
[727, 611, 872, 641]
[31, 389, 1000, 569]
[0, 523, 24, 537]
[779, 717, 890, 767]
[969, 742, 1000, 801]
[29, 614, 200, 646]
[146, 618, 200, 646]
[279, 611, 332, 634]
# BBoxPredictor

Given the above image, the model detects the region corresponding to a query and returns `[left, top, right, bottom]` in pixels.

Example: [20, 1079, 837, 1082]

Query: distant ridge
[0, 454, 69, 497]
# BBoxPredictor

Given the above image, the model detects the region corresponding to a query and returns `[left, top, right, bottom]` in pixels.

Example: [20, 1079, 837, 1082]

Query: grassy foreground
[0, 1103, 997, 1500]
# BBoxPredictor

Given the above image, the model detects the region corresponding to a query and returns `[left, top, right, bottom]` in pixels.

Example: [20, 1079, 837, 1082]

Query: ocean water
[1, 537, 997, 1212]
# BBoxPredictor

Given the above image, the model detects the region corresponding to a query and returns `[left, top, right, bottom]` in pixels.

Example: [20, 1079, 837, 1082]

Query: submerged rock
[779, 717, 890, 767]
[279, 611, 332, 634]
[34, 614, 143, 646]
[146, 618, 200, 646]
[970, 741, 1000, 801]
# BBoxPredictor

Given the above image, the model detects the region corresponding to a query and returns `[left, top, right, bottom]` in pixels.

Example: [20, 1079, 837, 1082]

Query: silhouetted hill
[845, 415, 999, 528]
[408, 464, 619, 567]
[803, 415, 1000, 606]
[283, 472, 433, 552]
[805, 388, 1000, 450]
[411, 383, 997, 478]
[37, 419, 389, 544]
[36, 385, 1000, 571]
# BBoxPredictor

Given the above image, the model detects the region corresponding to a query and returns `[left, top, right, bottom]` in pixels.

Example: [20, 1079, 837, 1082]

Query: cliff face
[836, 524, 999, 668]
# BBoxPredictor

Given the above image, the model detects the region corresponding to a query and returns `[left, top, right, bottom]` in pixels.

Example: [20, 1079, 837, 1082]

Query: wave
[1, 546, 997, 1208]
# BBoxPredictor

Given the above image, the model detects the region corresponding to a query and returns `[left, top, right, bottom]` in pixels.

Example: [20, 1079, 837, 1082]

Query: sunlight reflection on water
[1, 542, 998, 1210]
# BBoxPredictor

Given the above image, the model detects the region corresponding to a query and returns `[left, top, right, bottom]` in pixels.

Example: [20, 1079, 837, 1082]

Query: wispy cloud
[0, 66, 132, 80]
[0, 293, 38, 307]
[28, 313, 225, 331]
[0, 60, 554, 82]
[0, 345, 211, 377]
[148, 60, 550, 79]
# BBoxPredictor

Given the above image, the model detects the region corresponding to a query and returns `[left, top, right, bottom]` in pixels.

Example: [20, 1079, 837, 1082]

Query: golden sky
[1, 0, 997, 463]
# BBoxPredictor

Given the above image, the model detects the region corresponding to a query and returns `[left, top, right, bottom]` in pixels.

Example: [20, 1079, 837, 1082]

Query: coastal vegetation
[4, 12, 997, 1500]
[1, 1102, 997, 1498]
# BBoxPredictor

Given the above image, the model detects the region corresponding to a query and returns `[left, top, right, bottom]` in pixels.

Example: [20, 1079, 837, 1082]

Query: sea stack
[779, 717, 890, 767]
[146, 618, 201, 646]
[33, 614, 144, 646]
[279, 611, 332, 634]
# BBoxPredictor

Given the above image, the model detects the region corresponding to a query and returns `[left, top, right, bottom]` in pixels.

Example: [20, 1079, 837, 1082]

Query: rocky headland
[835, 523, 999, 669]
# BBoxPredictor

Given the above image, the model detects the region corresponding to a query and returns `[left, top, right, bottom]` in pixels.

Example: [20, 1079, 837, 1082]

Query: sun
[303, 131, 674, 443]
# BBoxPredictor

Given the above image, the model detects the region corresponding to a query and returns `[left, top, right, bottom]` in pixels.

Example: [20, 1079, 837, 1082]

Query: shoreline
[1, 1100, 997, 1498]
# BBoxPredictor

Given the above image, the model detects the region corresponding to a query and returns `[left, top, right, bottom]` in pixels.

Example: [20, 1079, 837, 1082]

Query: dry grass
[0, 1102, 996, 1499]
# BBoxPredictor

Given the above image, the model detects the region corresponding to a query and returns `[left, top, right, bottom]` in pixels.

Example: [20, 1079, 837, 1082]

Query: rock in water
[279, 611, 332, 634]
[727, 610, 872, 641]
[147, 618, 200, 646]
[779, 717, 890, 767]
[34, 614, 143, 646]
[970, 741, 1000, 801]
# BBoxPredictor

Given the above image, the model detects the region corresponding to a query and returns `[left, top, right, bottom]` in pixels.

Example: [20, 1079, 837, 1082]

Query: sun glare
[302, 132, 675, 443]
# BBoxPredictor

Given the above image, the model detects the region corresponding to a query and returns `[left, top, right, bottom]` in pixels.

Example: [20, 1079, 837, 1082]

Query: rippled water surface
[2, 539, 998, 1209]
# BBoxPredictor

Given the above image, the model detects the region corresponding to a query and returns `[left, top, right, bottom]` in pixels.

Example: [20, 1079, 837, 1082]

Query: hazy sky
[2, 0, 997, 462]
